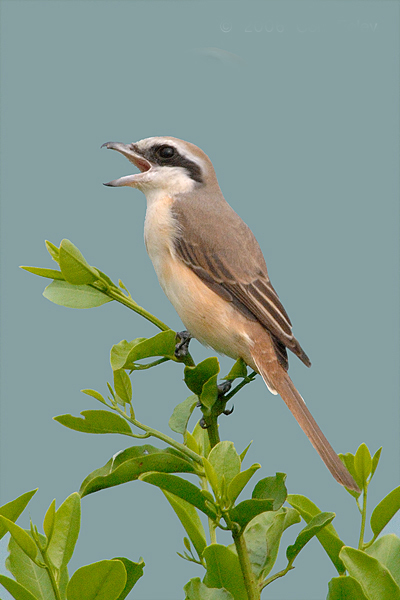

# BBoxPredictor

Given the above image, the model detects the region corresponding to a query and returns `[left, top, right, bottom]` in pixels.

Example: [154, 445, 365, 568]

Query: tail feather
[255, 359, 360, 492]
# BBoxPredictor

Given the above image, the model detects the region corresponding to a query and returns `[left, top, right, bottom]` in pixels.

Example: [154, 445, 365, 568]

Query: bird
[101, 136, 359, 492]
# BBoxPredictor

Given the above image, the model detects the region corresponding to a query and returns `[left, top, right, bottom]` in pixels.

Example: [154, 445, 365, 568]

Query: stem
[99, 286, 196, 367]
[129, 357, 170, 371]
[100, 285, 170, 331]
[223, 512, 259, 600]
[203, 372, 257, 449]
[224, 372, 257, 402]
[114, 405, 204, 466]
[209, 519, 217, 544]
[41, 551, 62, 600]
[232, 531, 260, 600]
[261, 564, 295, 589]
[206, 414, 220, 448]
[358, 485, 368, 549]
[199, 476, 218, 544]
[363, 536, 377, 550]
[356, 498, 363, 515]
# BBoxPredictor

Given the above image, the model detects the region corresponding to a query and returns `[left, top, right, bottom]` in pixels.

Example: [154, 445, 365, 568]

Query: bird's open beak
[101, 142, 152, 187]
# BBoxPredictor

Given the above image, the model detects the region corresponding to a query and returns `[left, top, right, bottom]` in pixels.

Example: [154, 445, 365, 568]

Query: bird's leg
[217, 381, 234, 416]
[199, 380, 234, 437]
[174, 330, 192, 359]
[217, 380, 234, 415]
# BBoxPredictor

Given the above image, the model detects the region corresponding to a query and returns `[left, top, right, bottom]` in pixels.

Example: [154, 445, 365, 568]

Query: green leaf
[338, 453, 362, 498]
[203, 458, 220, 498]
[184, 358, 220, 396]
[192, 421, 211, 458]
[59, 239, 99, 284]
[163, 491, 207, 559]
[208, 442, 241, 492]
[80, 445, 197, 497]
[6, 533, 62, 599]
[111, 557, 144, 600]
[223, 358, 247, 381]
[66, 559, 127, 600]
[47, 492, 81, 570]
[20, 266, 65, 280]
[81, 389, 108, 406]
[0, 517, 37, 561]
[169, 395, 198, 435]
[229, 499, 275, 529]
[125, 330, 177, 365]
[110, 338, 147, 371]
[370, 447, 382, 480]
[287, 494, 346, 574]
[354, 443, 372, 487]
[54, 410, 133, 436]
[327, 576, 369, 600]
[184, 578, 234, 600]
[200, 489, 215, 505]
[366, 534, 400, 587]
[239, 442, 252, 464]
[118, 279, 131, 294]
[340, 546, 400, 600]
[286, 512, 335, 564]
[0, 489, 37, 540]
[238, 507, 301, 580]
[113, 370, 132, 404]
[139, 472, 218, 519]
[95, 269, 118, 290]
[252, 473, 287, 510]
[200, 375, 219, 411]
[43, 499, 56, 543]
[185, 430, 200, 454]
[227, 464, 261, 505]
[59, 565, 70, 600]
[107, 383, 116, 403]
[203, 545, 247, 600]
[0, 575, 40, 600]
[45, 240, 60, 263]
[371, 485, 400, 538]
[43, 280, 112, 309]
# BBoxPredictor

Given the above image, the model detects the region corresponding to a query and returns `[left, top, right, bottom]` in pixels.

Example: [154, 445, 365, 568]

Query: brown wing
[174, 235, 311, 370]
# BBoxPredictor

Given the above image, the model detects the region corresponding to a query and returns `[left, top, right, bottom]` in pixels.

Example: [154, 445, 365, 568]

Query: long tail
[254, 357, 360, 492]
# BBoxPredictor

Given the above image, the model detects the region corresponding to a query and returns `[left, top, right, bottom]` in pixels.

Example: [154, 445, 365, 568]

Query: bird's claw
[175, 330, 192, 359]
[200, 417, 210, 429]
[223, 406, 234, 416]
[217, 381, 232, 397]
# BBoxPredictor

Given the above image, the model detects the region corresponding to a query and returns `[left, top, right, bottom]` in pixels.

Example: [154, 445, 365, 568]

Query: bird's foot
[197, 382, 234, 429]
[217, 381, 234, 416]
[217, 381, 232, 397]
[175, 330, 192, 359]
[199, 417, 210, 429]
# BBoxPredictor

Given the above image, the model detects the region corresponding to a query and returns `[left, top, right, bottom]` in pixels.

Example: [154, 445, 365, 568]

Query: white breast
[143, 193, 175, 278]
[143, 192, 255, 364]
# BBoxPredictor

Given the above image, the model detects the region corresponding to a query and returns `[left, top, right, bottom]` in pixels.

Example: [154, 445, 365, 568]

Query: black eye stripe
[140, 144, 203, 184]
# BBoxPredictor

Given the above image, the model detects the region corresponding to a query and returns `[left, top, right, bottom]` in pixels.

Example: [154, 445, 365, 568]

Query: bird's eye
[157, 145, 175, 159]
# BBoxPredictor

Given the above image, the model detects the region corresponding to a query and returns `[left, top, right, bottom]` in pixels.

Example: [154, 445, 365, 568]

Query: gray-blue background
[1, 1, 399, 598]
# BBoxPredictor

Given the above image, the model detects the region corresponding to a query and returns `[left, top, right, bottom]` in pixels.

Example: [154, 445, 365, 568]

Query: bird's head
[102, 136, 216, 196]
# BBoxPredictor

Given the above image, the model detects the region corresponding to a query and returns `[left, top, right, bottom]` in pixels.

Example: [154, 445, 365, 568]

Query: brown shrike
[102, 136, 359, 492]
